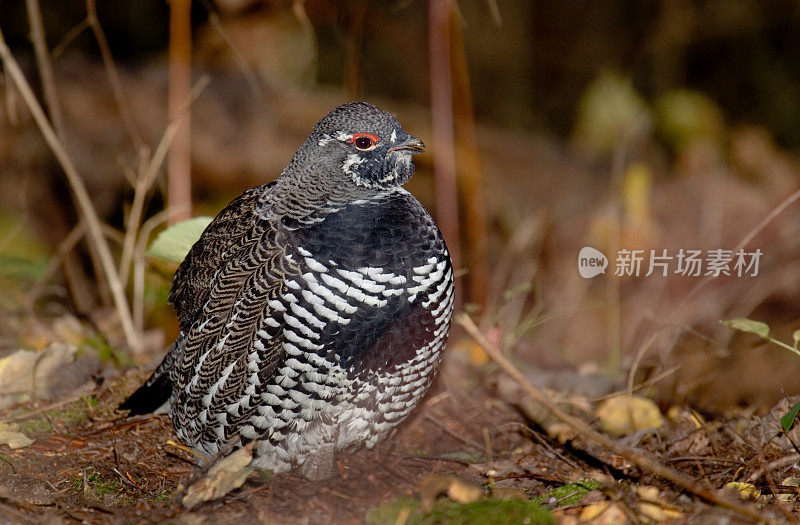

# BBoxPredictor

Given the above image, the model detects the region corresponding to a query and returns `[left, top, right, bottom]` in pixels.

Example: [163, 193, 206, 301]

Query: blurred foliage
[78, 334, 133, 367]
[656, 89, 725, 152]
[572, 70, 652, 155]
[0, 208, 51, 312]
[0, 208, 50, 281]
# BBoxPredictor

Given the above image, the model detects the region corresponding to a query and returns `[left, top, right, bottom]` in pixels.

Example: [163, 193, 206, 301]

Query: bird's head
[302, 102, 425, 189]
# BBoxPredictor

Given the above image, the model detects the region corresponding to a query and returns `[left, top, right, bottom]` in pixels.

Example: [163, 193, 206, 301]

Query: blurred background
[2, 0, 800, 414]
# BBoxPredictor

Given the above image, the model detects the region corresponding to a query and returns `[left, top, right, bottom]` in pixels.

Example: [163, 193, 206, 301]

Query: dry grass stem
[133, 209, 171, 331]
[118, 123, 180, 287]
[199, 0, 262, 98]
[25, 0, 65, 138]
[118, 75, 210, 288]
[86, 0, 145, 154]
[0, 27, 140, 352]
[51, 17, 91, 59]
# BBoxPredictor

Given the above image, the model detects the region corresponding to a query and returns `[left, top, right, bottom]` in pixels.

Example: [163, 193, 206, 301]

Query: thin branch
[457, 313, 778, 525]
[26, 0, 100, 312]
[450, 11, 489, 307]
[25, 0, 65, 138]
[0, 27, 140, 352]
[198, 0, 262, 98]
[119, 122, 179, 286]
[133, 209, 172, 331]
[36, 223, 86, 286]
[86, 0, 145, 155]
[747, 453, 800, 484]
[51, 17, 91, 59]
[119, 75, 209, 287]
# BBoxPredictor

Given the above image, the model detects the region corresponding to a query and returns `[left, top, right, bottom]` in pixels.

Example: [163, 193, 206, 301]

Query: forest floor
[1, 314, 799, 524]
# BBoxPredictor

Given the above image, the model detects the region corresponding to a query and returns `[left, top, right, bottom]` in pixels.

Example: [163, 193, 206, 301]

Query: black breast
[284, 189, 450, 373]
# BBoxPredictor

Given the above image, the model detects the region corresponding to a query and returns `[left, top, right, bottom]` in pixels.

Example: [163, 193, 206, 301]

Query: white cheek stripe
[342, 154, 365, 175]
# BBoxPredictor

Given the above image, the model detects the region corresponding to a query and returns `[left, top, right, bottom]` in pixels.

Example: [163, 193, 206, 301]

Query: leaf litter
[0, 309, 799, 524]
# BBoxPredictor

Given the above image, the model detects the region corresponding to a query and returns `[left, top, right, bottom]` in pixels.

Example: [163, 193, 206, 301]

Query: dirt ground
[0, 345, 520, 524]
[1, 316, 800, 524]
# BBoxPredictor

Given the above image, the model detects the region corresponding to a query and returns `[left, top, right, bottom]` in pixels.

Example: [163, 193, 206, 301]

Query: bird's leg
[298, 443, 337, 480]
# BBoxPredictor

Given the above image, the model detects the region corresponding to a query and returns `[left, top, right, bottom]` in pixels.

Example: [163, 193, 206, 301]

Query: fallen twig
[748, 453, 800, 484]
[458, 312, 779, 524]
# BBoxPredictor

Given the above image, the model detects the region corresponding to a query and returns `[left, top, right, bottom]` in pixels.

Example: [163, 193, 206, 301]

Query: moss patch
[534, 479, 600, 507]
[367, 496, 554, 525]
[16, 395, 98, 434]
[71, 470, 122, 498]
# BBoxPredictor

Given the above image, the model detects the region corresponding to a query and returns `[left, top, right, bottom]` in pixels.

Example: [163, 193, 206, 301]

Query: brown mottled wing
[120, 181, 282, 416]
[169, 182, 274, 331]
[168, 181, 305, 446]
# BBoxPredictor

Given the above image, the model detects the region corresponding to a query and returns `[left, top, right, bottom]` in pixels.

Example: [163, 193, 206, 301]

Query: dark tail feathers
[119, 372, 172, 415]
[120, 339, 182, 415]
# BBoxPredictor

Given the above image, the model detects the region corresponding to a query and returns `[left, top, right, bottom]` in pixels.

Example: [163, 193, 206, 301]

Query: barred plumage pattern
[121, 103, 454, 479]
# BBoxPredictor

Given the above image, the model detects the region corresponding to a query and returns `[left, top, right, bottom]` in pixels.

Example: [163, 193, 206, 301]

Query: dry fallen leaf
[182, 446, 255, 509]
[547, 422, 578, 443]
[0, 422, 34, 449]
[637, 485, 682, 521]
[418, 475, 482, 511]
[758, 395, 800, 452]
[0, 344, 77, 409]
[777, 477, 800, 502]
[596, 395, 665, 436]
[579, 501, 627, 524]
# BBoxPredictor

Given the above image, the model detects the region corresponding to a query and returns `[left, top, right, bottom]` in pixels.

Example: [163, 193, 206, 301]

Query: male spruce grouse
[120, 102, 454, 479]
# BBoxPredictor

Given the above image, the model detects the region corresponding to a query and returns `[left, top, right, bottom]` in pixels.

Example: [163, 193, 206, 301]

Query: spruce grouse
[120, 102, 454, 479]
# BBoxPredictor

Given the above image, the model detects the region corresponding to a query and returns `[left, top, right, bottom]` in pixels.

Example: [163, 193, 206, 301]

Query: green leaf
[721, 318, 770, 339]
[781, 402, 800, 433]
[146, 217, 212, 263]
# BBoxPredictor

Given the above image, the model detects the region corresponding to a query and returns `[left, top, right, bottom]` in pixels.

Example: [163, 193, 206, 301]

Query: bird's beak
[388, 137, 426, 154]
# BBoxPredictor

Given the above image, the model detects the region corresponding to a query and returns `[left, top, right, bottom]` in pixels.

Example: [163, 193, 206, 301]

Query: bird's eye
[351, 133, 378, 150]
